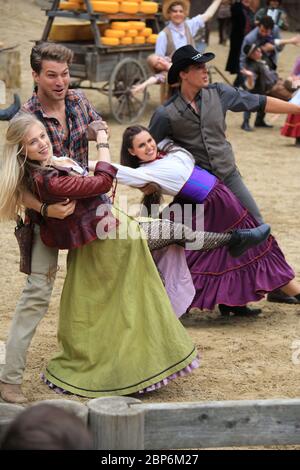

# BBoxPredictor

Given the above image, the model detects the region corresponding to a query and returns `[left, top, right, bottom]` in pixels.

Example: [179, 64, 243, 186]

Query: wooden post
[0, 403, 24, 445]
[33, 399, 89, 424]
[87, 396, 145, 450]
[0, 50, 21, 89]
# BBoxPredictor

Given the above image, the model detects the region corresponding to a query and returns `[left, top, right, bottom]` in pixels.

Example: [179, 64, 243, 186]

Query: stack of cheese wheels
[108, 20, 155, 45]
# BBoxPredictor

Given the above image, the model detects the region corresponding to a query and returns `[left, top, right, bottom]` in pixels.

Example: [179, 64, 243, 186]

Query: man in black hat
[149, 44, 300, 308]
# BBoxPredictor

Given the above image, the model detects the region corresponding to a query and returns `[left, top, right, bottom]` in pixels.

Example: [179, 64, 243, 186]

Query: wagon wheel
[109, 58, 148, 124]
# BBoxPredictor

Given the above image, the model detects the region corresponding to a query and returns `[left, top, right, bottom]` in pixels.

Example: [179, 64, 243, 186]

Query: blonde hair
[0, 113, 45, 221]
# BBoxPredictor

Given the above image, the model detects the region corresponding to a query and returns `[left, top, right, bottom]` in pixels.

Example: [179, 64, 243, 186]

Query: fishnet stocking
[139, 219, 232, 251]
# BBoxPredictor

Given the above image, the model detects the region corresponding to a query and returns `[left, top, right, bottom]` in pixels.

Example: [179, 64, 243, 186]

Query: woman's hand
[87, 120, 109, 141]
[47, 199, 76, 219]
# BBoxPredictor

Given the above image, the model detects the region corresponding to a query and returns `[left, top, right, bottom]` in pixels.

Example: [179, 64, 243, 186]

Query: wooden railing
[2, 396, 300, 449]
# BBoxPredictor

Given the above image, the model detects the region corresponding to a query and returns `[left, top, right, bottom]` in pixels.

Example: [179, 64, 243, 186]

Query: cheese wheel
[126, 29, 138, 37]
[146, 33, 158, 44]
[111, 21, 130, 30]
[139, 1, 158, 14]
[120, 36, 133, 45]
[140, 27, 152, 37]
[91, 1, 119, 13]
[133, 36, 145, 44]
[119, 2, 139, 14]
[59, 2, 81, 10]
[104, 28, 126, 38]
[49, 22, 93, 42]
[127, 21, 145, 31]
[101, 37, 120, 46]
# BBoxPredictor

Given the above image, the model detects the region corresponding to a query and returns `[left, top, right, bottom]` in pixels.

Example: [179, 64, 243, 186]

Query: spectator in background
[240, 15, 300, 126]
[0, 404, 93, 450]
[217, 0, 232, 45]
[155, 0, 222, 57]
[281, 56, 300, 147]
[225, 0, 256, 87]
[241, 43, 294, 131]
[255, 0, 289, 31]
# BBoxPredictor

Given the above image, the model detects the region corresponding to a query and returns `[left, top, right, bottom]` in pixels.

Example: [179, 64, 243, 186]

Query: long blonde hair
[0, 113, 46, 221]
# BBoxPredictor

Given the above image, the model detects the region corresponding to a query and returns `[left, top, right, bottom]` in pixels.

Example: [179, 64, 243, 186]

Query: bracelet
[96, 142, 109, 150]
[40, 203, 48, 218]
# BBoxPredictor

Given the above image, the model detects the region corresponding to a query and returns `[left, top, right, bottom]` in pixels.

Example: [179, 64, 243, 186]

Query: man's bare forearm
[265, 96, 300, 114]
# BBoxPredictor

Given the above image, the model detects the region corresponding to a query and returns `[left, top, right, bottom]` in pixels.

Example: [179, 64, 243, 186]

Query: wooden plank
[133, 399, 300, 449]
[87, 397, 144, 450]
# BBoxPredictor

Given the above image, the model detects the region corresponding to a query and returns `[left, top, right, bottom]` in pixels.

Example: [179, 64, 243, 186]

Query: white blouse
[113, 141, 194, 196]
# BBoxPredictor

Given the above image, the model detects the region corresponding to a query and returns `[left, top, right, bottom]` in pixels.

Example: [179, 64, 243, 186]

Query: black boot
[267, 289, 300, 304]
[241, 120, 253, 132]
[295, 137, 300, 147]
[228, 224, 271, 258]
[219, 304, 262, 316]
[255, 111, 273, 128]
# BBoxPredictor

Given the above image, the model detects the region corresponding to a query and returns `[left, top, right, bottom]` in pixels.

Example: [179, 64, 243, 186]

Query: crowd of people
[0, 0, 300, 433]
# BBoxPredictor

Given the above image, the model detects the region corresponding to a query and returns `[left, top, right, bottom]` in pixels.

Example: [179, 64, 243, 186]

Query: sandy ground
[1, 0, 300, 448]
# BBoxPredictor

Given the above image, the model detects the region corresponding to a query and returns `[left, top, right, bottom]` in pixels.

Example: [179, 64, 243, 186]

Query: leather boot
[241, 120, 253, 132]
[267, 289, 300, 304]
[228, 223, 271, 258]
[219, 304, 262, 316]
[0, 382, 28, 404]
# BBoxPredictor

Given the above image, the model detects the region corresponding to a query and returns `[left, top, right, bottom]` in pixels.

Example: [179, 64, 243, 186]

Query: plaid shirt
[22, 89, 101, 167]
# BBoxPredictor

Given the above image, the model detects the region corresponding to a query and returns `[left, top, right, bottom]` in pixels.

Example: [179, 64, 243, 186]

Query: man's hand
[139, 182, 161, 196]
[47, 199, 76, 219]
[87, 120, 109, 141]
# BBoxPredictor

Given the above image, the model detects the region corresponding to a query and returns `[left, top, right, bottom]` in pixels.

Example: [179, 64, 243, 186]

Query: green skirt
[44, 209, 198, 397]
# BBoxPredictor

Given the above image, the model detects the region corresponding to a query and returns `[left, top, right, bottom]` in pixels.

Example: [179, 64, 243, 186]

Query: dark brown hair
[30, 42, 74, 74]
[120, 125, 163, 215]
[0, 403, 93, 450]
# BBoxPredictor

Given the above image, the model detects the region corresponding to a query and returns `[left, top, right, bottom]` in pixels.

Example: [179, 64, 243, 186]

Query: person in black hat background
[149, 44, 300, 308]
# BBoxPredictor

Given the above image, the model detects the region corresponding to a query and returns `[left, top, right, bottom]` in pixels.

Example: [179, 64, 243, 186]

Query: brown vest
[163, 23, 195, 58]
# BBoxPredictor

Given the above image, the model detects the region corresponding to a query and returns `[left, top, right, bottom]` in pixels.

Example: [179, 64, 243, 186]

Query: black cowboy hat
[168, 45, 215, 85]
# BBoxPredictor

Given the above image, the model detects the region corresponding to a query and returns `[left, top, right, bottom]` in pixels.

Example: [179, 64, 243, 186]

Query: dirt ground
[1, 0, 300, 447]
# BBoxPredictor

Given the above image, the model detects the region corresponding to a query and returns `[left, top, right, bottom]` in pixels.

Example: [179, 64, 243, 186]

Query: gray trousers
[0, 225, 58, 384]
[223, 168, 264, 225]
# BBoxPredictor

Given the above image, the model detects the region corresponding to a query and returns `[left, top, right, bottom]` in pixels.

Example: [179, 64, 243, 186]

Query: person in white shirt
[155, 0, 223, 57]
[112, 124, 300, 316]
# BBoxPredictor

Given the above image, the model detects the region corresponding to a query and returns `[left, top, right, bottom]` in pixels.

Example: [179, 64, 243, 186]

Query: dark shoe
[219, 304, 262, 316]
[241, 121, 253, 132]
[295, 138, 300, 147]
[254, 120, 273, 128]
[267, 289, 300, 304]
[229, 223, 271, 258]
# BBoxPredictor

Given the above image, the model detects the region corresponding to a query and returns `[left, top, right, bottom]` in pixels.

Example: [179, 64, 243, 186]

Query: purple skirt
[172, 180, 295, 310]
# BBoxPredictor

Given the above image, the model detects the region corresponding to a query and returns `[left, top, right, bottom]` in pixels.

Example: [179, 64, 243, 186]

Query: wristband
[40, 203, 48, 218]
[96, 142, 109, 150]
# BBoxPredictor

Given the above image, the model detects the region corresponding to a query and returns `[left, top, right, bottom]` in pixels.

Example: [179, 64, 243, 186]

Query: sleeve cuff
[259, 95, 267, 110]
[94, 161, 118, 178]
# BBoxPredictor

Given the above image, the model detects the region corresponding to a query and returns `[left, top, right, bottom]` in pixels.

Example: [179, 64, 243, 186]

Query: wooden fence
[1, 396, 300, 449]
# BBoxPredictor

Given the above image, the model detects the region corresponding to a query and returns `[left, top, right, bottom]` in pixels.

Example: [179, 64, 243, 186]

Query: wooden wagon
[39, 0, 162, 123]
